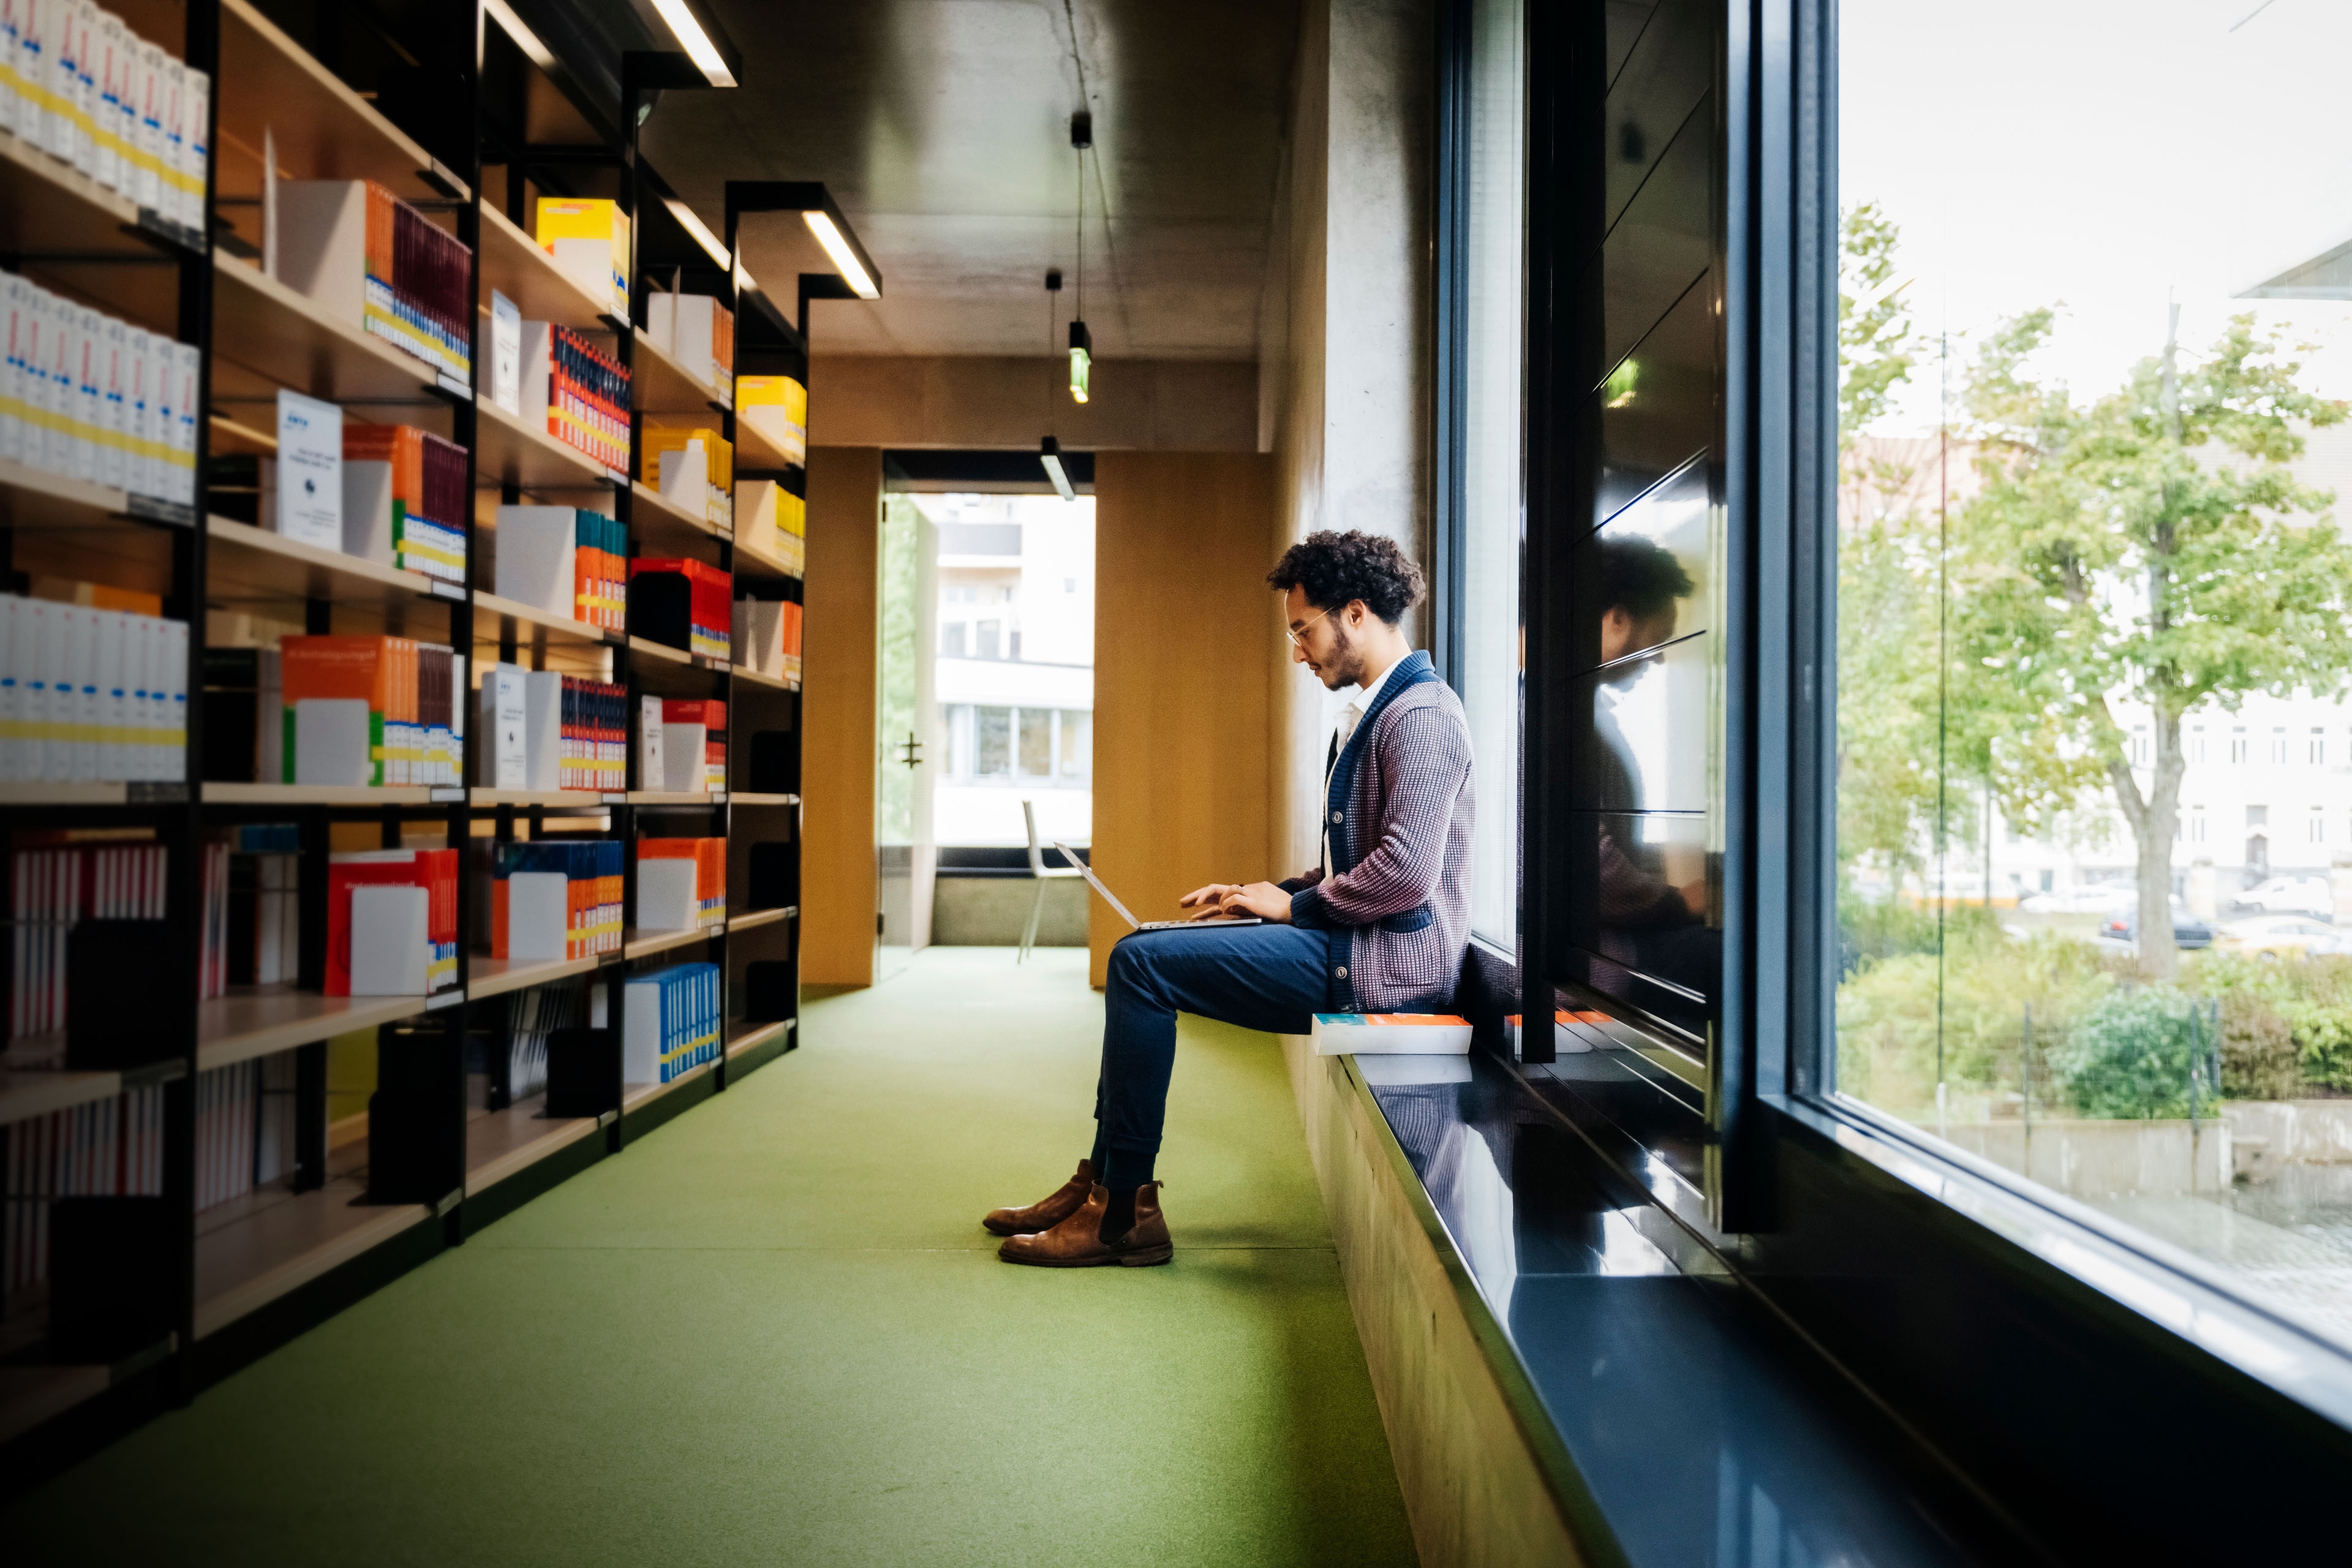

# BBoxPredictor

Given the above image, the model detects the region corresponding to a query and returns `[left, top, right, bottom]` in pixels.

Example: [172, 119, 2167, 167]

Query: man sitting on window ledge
[985, 529, 1476, 1267]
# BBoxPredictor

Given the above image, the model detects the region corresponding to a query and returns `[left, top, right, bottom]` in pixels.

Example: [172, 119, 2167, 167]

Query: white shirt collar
[1341, 652, 1409, 736]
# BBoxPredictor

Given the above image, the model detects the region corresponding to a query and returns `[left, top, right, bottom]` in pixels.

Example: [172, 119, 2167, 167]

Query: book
[537, 197, 630, 317]
[641, 426, 733, 528]
[489, 289, 521, 413]
[272, 390, 343, 549]
[627, 558, 732, 661]
[621, 962, 721, 1085]
[1308, 1013, 1474, 1056]
[734, 374, 807, 465]
[324, 848, 458, 996]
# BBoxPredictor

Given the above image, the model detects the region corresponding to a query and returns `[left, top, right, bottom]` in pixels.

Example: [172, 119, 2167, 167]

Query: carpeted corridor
[4, 947, 1418, 1566]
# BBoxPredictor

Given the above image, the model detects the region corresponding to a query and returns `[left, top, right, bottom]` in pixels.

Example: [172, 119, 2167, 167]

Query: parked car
[2215, 914, 2350, 959]
[2100, 902, 2215, 951]
[2233, 876, 2335, 916]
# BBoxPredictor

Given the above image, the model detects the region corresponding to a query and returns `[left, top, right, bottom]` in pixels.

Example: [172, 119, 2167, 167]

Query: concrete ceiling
[631, 0, 1302, 360]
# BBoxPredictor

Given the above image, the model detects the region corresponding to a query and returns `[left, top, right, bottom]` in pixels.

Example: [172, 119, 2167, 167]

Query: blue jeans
[1095, 922, 1335, 1156]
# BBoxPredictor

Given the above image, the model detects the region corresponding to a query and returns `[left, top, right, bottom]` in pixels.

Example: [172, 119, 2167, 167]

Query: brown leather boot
[998, 1182, 1173, 1268]
[981, 1159, 1096, 1236]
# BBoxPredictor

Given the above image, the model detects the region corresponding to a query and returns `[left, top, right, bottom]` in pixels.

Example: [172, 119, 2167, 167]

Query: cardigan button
[1330, 811, 1343, 823]
[1335, 965, 1348, 979]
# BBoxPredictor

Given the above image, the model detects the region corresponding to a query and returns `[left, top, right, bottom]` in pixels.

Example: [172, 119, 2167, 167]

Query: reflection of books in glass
[1311, 1013, 1472, 1056]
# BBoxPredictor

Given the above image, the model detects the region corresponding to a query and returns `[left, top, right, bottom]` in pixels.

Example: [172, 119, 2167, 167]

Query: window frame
[1476, 0, 2352, 1546]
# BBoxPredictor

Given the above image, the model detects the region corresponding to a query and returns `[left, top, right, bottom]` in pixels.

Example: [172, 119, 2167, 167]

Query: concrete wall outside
[930, 877, 1088, 946]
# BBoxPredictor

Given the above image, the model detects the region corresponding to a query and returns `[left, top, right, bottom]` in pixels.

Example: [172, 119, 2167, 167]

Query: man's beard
[1325, 621, 1361, 689]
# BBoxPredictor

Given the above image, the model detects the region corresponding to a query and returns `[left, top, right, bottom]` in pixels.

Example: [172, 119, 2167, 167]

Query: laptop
[1054, 843, 1265, 930]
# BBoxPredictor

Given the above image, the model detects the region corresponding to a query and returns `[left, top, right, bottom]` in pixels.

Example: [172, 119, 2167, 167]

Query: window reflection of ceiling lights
[1039, 437, 1075, 502]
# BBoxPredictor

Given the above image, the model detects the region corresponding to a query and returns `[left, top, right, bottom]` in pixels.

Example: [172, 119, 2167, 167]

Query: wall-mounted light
[485, 0, 557, 69]
[1040, 436, 1075, 502]
[1068, 320, 1092, 405]
[648, 0, 737, 86]
[663, 198, 732, 271]
[803, 209, 879, 300]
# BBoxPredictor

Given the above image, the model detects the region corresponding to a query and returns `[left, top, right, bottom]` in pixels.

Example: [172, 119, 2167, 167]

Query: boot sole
[981, 1211, 1080, 1237]
[997, 1244, 1175, 1268]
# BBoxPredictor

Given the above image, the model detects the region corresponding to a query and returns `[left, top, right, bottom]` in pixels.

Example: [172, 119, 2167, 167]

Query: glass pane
[976, 707, 1011, 777]
[1018, 709, 1052, 777]
[1463, 0, 1525, 950]
[976, 620, 1001, 660]
[1838, 0, 2352, 1348]
[942, 622, 967, 658]
[1060, 709, 1091, 779]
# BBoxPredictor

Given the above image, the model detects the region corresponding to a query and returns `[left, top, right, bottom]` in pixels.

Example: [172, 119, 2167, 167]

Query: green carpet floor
[6, 947, 1418, 1566]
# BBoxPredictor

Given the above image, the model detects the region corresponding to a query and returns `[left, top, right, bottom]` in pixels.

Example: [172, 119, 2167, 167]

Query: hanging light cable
[1068, 110, 1093, 404]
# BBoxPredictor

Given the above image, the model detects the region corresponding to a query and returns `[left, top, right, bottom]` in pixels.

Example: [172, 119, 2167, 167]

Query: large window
[1457, 0, 1526, 952]
[921, 491, 1095, 846]
[1836, 0, 2352, 1351]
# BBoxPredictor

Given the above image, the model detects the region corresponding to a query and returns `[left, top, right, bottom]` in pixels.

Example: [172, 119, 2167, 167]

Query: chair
[1020, 799, 1084, 962]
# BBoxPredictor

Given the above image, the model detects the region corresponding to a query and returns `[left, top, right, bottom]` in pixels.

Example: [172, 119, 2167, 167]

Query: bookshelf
[0, 0, 848, 1471]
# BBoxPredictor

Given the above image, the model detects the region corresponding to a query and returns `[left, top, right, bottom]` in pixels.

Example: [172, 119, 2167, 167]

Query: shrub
[2053, 986, 2206, 1119]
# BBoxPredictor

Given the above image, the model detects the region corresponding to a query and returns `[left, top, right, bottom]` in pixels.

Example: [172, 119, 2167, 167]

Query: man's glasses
[1285, 605, 1333, 649]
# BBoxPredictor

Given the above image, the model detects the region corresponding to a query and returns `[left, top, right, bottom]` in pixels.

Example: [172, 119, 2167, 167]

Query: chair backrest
[1023, 799, 1047, 876]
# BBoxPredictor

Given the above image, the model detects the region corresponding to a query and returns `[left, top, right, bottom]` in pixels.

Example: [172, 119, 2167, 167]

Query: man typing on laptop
[988, 530, 1476, 1267]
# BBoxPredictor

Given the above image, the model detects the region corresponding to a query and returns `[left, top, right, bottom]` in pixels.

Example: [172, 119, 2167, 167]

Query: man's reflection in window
[1591, 536, 1711, 1014]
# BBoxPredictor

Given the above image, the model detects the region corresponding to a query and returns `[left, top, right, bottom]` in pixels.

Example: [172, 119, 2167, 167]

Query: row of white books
[192, 1055, 297, 1212]
[0, 592, 189, 782]
[0, 1, 210, 228]
[1, 268, 201, 504]
[0, 1084, 164, 1294]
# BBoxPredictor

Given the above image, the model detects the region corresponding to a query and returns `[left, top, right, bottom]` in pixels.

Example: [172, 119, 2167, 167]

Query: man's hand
[1218, 882, 1294, 923]
[1179, 883, 1242, 920]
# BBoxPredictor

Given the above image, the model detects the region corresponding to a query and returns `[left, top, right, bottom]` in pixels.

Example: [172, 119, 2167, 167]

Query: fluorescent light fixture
[484, 0, 557, 69]
[647, 0, 736, 86]
[1040, 437, 1075, 502]
[663, 197, 731, 271]
[802, 209, 880, 299]
[1068, 320, 1092, 405]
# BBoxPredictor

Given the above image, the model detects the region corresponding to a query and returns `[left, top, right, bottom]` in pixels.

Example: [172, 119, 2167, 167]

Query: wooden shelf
[632, 334, 729, 416]
[211, 255, 449, 409]
[472, 590, 616, 652]
[197, 984, 450, 1073]
[730, 534, 803, 581]
[467, 788, 608, 809]
[726, 1020, 791, 1060]
[732, 418, 797, 474]
[628, 480, 729, 553]
[194, 1175, 432, 1340]
[475, 396, 624, 492]
[621, 1058, 715, 1115]
[731, 663, 799, 693]
[0, 1062, 126, 1127]
[0, 130, 189, 334]
[466, 952, 598, 1001]
[203, 783, 438, 806]
[0, 1365, 111, 1446]
[206, 514, 450, 611]
[624, 925, 717, 960]
[729, 906, 794, 934]
[0, 456, 152, 532]
[725, 793, 800, 807]
[627, 635, 696, 668]
[626, 791, 720, 807]
[477, 203, 611, 328]
[464, 1094, 598, 1196]
[0, 782, 140, 806]
[219, 0, 457, 206]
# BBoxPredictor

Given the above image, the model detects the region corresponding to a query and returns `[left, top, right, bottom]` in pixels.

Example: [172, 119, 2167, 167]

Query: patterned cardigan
[1281, 651, 1476, 1012]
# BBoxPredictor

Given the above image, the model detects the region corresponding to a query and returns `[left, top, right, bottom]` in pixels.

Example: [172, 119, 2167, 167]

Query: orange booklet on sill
[1310, 1013, 1472, 1055]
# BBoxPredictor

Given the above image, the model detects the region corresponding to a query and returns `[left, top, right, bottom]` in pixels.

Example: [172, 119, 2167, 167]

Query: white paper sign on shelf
[272, 390, 343, 549]
[490, 290, 521, 415]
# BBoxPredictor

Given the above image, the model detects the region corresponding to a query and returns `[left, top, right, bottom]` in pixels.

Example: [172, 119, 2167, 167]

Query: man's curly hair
[1266, 530, 1427, 624]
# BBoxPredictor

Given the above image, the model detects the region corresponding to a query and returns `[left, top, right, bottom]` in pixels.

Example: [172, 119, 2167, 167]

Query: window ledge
[1770, 1091, 2352, 1432]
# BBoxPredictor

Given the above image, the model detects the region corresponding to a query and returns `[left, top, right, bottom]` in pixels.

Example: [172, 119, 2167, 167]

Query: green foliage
[2053, 986, 2205, 1119]
[1836, 923, 2115, 1118]
[1838, 202, 1916, 451]
[1952, 311, 2352, 974]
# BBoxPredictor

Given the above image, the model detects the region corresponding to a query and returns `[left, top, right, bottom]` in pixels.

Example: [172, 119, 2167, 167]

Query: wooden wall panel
[1090, 451, 1278, 984]
[801, 446, 883, 987]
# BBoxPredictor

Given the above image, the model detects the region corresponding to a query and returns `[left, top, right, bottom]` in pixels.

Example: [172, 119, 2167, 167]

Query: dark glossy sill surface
[1365, 1050, 1986, 1566]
